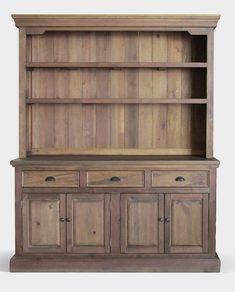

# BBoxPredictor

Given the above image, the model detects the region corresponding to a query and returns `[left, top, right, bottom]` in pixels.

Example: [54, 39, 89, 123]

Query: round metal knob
[59, 218, 65, 222]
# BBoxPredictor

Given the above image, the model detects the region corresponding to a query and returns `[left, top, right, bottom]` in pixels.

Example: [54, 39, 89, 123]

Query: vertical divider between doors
[110, 192, 121, 254]
[164, 194, 171, 253]
[158, 193, 165, 253]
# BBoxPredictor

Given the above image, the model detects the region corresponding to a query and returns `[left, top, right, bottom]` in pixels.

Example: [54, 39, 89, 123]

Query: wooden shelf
[26, 98, 207, 104]
[26, 62, 207, 69]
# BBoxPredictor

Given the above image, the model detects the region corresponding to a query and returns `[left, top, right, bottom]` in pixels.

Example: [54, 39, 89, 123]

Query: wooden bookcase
[10, 14, 220, 272]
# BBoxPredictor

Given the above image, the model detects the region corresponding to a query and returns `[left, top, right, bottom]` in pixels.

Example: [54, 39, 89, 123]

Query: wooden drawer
[23, 171, 79, 187]
[87, 171, 144, 187]
[152, 171, 208, 187]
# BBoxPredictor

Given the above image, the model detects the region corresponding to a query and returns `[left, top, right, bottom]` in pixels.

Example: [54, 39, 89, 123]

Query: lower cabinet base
[10, 254, 221, 272]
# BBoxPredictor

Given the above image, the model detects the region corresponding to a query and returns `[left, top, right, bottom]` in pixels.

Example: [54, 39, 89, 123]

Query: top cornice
[12, 14, 220, 29]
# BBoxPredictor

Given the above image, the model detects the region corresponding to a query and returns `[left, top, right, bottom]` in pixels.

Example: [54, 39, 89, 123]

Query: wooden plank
[26, 35, 32, 151]
[31, 105, 54, 149]
[124, 32, 139, 149]
[167, 33, 183, 149]
[19, 28, 27, 157]
[10, 254, 221, 272]
[138, 32, 153, 148]
[152, 32, 168, 149]
[31, 33, 55, 150]
[15, 168, 23, 255]
[206, 29, 214, 158]
[120, 194, 164, 253]
[96, 32, 111, 148]
[26, 61, 207, 68]
[66, 194, 110, 253]
[110, 32, 125, 148]
[22, 193, 66, 253]
[208, 168, 216, 255]
[12, 14, 221, 29]
[22, 170, 79, 187]
[67, 34, 83, 148]
[29, 147, 202, 155]
[110, 192, 120, 254]
[87, 170, 144, 187]
[26, 98, 207, 104]
[181, 34, 193, 149]
[165, 193, 209, 253]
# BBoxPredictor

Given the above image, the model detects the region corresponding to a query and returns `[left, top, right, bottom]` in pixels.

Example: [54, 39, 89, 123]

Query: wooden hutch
[10, 14, 220, 272]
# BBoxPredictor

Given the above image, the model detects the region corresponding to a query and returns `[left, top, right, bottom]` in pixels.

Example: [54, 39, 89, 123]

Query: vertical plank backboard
[110, 33, 125, 148]
[124, 32, 139, 148]
[167, 33, 182, 149]
[82, 33, 96, 148]
[152, 32, 168, 149]
[96, 32, 111, 148]
[138, 32, 153, 148]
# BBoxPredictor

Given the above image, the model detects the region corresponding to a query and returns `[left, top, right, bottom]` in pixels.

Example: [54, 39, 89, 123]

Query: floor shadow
[0, 251, 12, 272]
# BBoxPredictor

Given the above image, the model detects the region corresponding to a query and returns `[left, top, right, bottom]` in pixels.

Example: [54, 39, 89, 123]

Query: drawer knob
[66, 217, 71, 222]
[164, 218, 170, 223]
[158, 217, 164, 223]
[110, 176, 121, 182]
[45, 176, 56, 182]
[59, 218, 65, 222]
[175, 176, 185, 182]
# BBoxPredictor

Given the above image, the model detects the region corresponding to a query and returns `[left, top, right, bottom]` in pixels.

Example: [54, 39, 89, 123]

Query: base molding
[10, 254, 221, 272]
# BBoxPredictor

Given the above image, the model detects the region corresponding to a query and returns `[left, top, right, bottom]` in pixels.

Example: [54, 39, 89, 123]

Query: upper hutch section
[12, 15, 220, 158]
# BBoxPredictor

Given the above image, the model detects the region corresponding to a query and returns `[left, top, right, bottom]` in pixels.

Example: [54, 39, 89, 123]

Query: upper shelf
[26, 62, 207, 69]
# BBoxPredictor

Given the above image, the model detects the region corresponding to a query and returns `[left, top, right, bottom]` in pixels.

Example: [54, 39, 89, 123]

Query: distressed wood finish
[87, 171, 144, 187]
[121, 193, 164, 253]
[66, 193, 110, 253]
[152, 170, 208, 187]
[11, 15, 220, 272]
[23, 170, 79, 187]
[22, 193, 66, 253]
[165, 193, 209, 253]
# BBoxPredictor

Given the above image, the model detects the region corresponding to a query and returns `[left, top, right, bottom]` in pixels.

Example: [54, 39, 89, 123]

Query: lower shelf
[10, 254, 221, 272]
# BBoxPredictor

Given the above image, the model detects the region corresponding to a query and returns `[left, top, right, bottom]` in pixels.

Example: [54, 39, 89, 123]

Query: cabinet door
[165, 194, 208, 253]
[121, 194, 164, 253]
[22, 193, 66, 253]
[67, 194, 110, 253]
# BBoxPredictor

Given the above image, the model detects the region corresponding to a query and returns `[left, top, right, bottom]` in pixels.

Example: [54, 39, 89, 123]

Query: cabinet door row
[22, 193, 209, 254]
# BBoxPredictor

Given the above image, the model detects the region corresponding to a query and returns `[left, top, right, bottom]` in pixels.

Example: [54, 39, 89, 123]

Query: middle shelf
[26, 62, 207, 69]
[26, 98, 207, 104]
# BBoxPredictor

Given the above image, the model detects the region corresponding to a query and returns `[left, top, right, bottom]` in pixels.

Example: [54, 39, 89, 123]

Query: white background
[0, 0, 234, 291]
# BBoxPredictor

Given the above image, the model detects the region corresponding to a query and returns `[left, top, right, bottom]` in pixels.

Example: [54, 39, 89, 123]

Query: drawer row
[22, 170, 209, 188]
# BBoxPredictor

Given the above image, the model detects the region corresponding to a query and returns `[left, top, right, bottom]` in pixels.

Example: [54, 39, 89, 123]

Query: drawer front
[87, 171, 144, 187]
[152, 171, 208, 187]
[23, 171, 79, 187]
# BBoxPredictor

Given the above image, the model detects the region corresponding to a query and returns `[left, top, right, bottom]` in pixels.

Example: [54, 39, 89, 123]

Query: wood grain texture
[22, 193, 66, 253]
[12, 14, 220, 29]
[19, 28, 27, 157]
[12, 15, 220, 273]
[87, 171, 144, 187]
[28, 31, 208, 155]
[165, 193, 209, 253]
[23, 170, 79, 187]
[66, 193, 110, 253]
[152, 170, 208, 187]
[121, 193, 164, 253]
